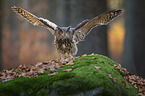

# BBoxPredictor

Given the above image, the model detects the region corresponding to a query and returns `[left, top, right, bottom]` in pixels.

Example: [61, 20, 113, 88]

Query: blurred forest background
[0, 0, 145, 78]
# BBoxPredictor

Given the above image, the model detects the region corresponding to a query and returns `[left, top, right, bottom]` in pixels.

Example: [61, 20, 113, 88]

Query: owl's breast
[55, 38, 74, 53]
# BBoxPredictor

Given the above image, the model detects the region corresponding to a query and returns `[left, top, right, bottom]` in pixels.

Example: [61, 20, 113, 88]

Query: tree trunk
[0, 0, 3, 70]
[123, 0, 145, 78]
[2, 0, 19, 69]
[9, 1, 19, 68]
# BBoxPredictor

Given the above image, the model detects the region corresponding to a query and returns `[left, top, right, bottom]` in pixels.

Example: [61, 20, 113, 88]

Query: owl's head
[55, 26, 74, 39]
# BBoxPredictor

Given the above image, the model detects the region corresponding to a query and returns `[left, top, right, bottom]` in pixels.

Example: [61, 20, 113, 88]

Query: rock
[0, 54, 138, 96]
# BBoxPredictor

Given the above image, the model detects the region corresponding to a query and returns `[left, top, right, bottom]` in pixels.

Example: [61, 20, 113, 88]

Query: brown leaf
[92, 57, 97, 59]
[134, 84, 138, 89]
[78, 56, 83, 59]
[121, 81, 126, 86]
[113, 77, 117, 83]
[63, 69, 72, 72]
[48, 73, 56, 76]
[113, 64, 117, 67]
[138, 93, 143, 96]
[108, 74, 113, 79]
[87, 58, 90, 60]
[66, 62, 74, 65]
[82, 54, 87, 56]
[18, 65, 22, 68]
[58, 62, 64, 66]
[0, 75, 6, 80]
[43, 61, 50, 64]
[37, 68, 45, 74]
[21, 72, 27, 77]
[7, 73, 15, 79]
[88, 53, 94, 56]
[115, 66, 121, 70]
[121, 81, 129, 88]
[94, 66, 101, 70]
[0, 78, 2, 81]
[49, 67, 57, 72]
[126, 82, 129, 88]
[138, 88, 143, 93]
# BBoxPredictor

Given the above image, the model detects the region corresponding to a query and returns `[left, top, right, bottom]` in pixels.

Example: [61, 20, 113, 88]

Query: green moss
[0, 54, 138, 96]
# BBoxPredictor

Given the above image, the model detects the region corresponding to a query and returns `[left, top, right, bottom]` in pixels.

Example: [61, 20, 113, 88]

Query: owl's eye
[66, 31, 69, 33]
[60, 31, 63, 34]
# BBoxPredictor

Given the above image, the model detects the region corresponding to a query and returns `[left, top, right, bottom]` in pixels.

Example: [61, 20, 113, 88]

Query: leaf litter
[0, 53, 92, 82]
[0, 59, 65, 82]
[0, 53, 95, 82]
[113, 64, 145, 96]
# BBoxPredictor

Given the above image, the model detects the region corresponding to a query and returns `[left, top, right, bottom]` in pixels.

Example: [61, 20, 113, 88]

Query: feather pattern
[11, 6, 57, 35]
[74, 9, 123, 41]
[12, 6, 123, 63]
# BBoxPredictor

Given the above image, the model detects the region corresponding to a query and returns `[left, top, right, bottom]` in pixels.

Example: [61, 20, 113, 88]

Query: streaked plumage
[12, 6, 123, 63]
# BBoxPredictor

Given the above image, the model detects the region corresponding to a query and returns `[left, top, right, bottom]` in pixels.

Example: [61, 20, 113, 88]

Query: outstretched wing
[11, 6, 58, 35]
[74, 9, 123, 42]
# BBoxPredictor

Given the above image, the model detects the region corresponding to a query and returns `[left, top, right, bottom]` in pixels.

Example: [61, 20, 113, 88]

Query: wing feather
[11, 6, 57, 35]
[74, 9, 123, 42]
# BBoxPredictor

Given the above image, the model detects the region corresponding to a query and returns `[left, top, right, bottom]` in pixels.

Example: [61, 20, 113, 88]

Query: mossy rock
[0, 54, 138, 96]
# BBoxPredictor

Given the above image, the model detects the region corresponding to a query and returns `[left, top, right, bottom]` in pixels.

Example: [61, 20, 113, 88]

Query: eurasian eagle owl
[12, 6, 123, 63]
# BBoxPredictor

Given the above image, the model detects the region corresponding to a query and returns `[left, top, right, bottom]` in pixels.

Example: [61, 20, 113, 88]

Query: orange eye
[66, 31, 69, 33]
[60, 31, 63, 34]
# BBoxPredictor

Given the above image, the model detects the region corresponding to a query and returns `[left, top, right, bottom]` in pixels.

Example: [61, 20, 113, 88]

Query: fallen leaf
[43, 61, 50, 64]
[92, 57, 97, 59]
[138, 93, 143, 96]
[82, 54, 87, 56]
[134, 84, 138, 89]
[6, 73, 15, 79]
[94, 66, 101, 70]
[112, 62, 145, 94]
[108, 74, 113, 79]
[48, 73, 56, 76]
[121, 81, 126, 85]
[66, 62, 74, 65]
[87, 58, 90, 60]
[49, 67, 57, 72]
[118, 64, 121, 67]
[126, 83, 129, 88]
[138, 88, 143, 93]
[88, 53, 95, 56]
[58, 62, 64, 66]
[113, 64, 117, 67]
[115, 66, 121, 70]
[78, 56, 83, 59]
[63, 69, 72, 72]
[0, 78, 2, 81]
[37, 68, 45, 74]
[21, 72, 27, 77]
[121, 81, 129, 88]
[113, 77, 117, 83]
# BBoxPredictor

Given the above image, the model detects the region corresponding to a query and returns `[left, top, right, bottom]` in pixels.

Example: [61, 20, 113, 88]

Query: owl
[12, 6, 123, 63]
